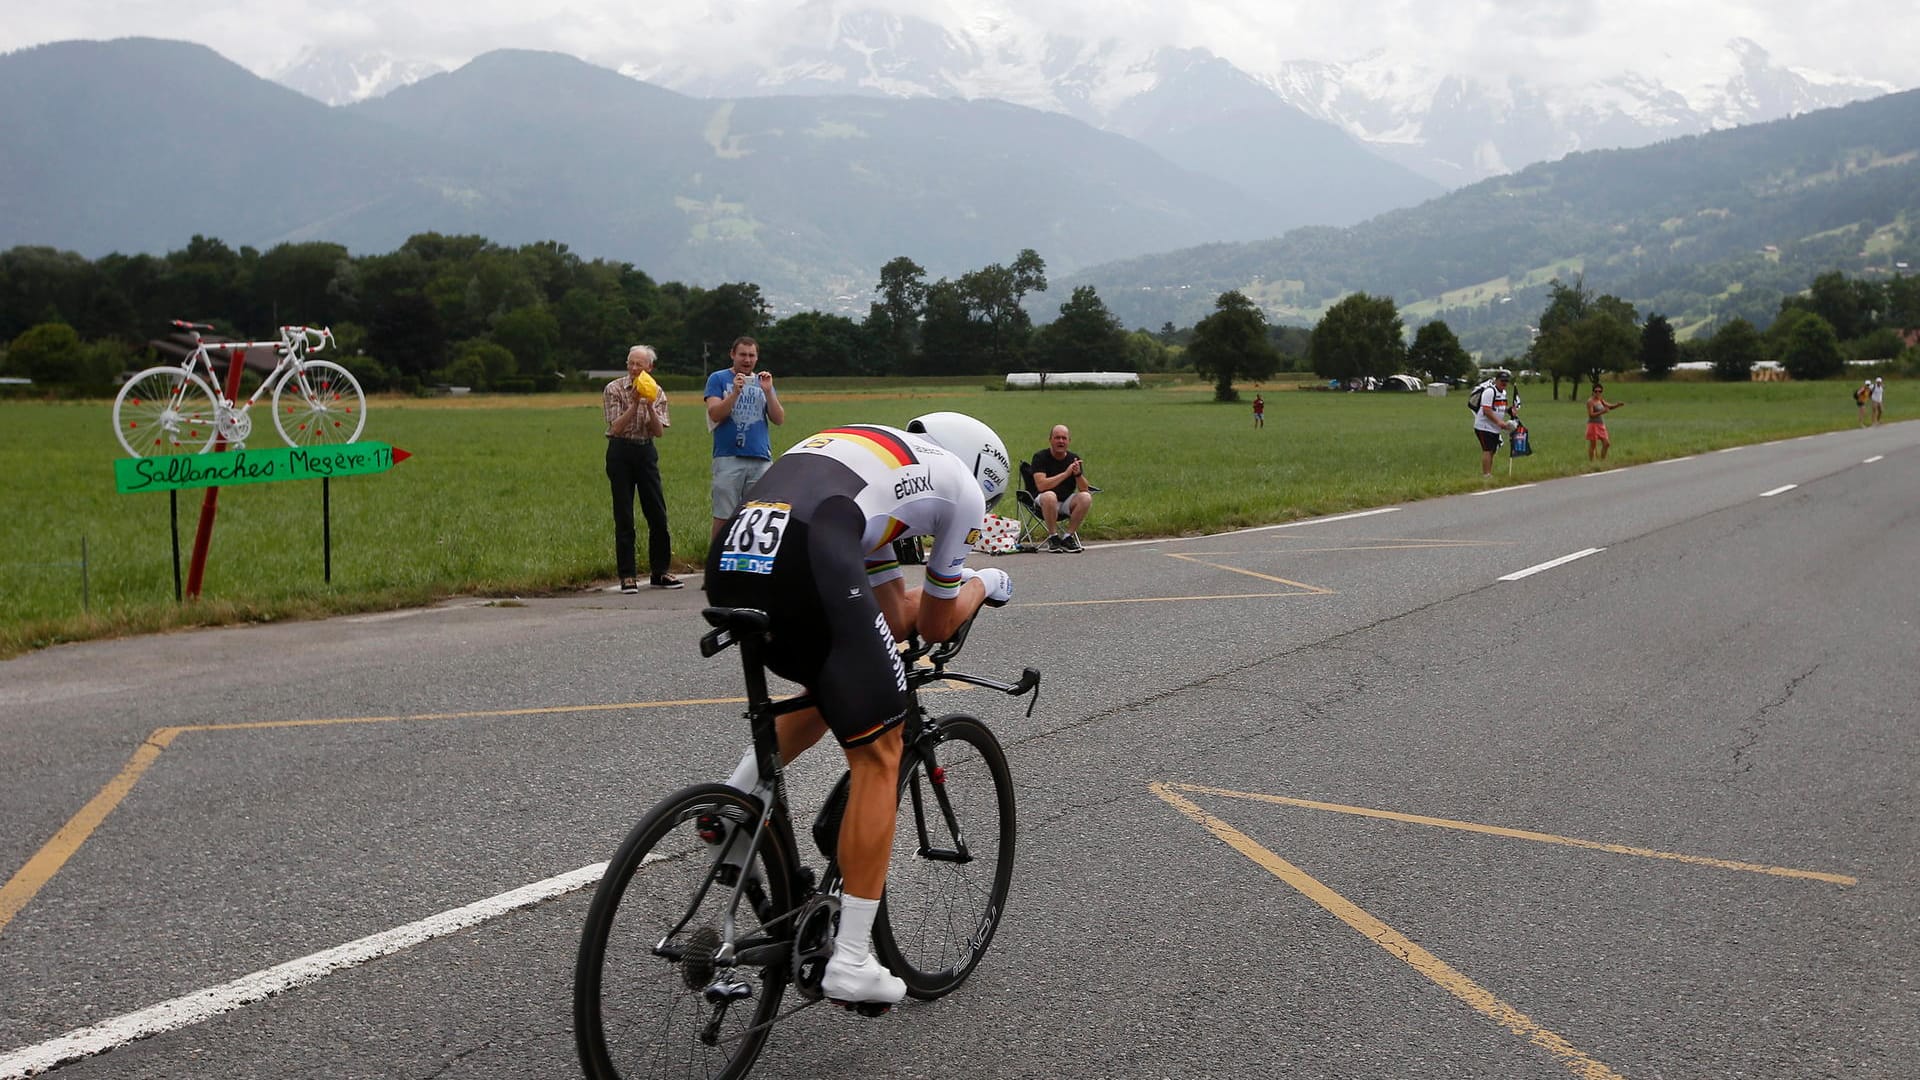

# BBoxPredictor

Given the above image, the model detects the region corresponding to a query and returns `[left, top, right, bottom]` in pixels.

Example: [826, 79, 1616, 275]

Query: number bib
[716, 501, 792, 575]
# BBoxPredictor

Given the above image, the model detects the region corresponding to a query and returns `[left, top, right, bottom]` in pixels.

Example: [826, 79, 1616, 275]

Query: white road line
[1717, 446, 1745, 453]
[1651, 456, 1695, 465]
[1471, 483, 1535, 496]
[0, 863, 609, 1078]
[1098, 506, 1400, 548]
[1759, 484, 1798, 497]
[1864, 455, 1884, 464]
[1499, 548, 1604, 581]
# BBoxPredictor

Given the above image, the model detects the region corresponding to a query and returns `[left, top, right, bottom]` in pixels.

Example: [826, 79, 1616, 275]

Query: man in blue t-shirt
[704, 336, 786, 539]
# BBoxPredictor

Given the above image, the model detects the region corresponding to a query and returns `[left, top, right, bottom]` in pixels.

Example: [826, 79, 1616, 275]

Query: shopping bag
[1510, 424, 1532, 457]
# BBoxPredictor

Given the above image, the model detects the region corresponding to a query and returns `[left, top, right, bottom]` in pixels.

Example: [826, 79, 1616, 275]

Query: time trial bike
[574, 605, 1039, 1080]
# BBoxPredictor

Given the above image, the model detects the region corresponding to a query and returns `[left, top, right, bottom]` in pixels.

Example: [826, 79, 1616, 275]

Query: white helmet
[906, 411, 1011, 512]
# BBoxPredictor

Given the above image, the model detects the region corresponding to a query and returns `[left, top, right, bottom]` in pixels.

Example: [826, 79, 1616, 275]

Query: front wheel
[272, 360, 366, 447]
[873, 713, 1016, 1000]
[113, 366, 220, 457]
[575, 783, 794, 1080]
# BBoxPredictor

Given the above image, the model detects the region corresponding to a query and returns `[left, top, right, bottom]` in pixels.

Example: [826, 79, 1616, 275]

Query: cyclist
[705, 412, 1014, 1006]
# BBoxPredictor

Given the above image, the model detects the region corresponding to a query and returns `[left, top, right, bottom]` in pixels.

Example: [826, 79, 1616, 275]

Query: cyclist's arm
[913, 580, 986, 644]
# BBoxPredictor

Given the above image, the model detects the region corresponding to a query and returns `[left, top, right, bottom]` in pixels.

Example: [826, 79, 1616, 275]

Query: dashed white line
[1759, 484, 1798, 497]
[1717, 446, 1745, 454]
[1864, 455, 1884, 464]
[1651, 456, 1696, 465]
[1499, 548, 1604, 581]
[1472, 483, 1535, 496]
[0, 863, 610, 1078]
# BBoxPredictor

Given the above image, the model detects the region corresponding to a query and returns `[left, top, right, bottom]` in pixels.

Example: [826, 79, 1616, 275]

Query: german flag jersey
[769, 425, 987, 599]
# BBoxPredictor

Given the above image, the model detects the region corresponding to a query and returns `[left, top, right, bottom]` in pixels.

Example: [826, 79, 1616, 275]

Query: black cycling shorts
[705, 464, 909, 748]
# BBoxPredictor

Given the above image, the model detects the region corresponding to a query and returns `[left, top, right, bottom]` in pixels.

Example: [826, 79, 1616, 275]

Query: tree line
[4, 235, 1915, 399]
[0, 235, 1181, 393]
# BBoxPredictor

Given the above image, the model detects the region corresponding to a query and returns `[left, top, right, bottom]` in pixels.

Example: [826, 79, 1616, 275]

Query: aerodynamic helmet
[906, 411, 1011, 513]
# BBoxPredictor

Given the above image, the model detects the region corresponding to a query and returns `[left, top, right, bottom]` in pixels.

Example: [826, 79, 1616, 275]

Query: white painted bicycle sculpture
[112, 320, 367, 457]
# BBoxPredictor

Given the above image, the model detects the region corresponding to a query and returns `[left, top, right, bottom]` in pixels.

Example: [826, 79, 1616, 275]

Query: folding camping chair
[1011, 462, 1051, 552]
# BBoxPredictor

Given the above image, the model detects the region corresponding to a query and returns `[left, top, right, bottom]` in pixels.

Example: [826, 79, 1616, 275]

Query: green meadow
[0, 377, 1900, 657]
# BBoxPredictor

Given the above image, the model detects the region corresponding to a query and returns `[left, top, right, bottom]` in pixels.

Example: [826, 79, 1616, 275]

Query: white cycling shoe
[821, 950, 906, 1005]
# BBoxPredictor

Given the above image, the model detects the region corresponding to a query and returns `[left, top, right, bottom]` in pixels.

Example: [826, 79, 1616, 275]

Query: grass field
[0, 377, 1902, 657]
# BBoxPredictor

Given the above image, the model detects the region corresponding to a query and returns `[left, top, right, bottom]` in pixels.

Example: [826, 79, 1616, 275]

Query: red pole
[184, 347, 246, 600]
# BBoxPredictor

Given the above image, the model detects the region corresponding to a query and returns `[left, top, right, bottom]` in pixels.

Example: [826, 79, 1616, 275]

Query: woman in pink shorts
[1586, 383, 1624, 461]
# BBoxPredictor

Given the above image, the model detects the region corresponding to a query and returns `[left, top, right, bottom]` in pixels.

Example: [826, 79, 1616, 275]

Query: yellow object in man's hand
[631, 371, 660, 401]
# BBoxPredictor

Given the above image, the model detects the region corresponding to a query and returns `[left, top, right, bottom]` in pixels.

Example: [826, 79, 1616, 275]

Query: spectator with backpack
[1470, 370, 1520, 481]
[1856, 378, 1873, 426]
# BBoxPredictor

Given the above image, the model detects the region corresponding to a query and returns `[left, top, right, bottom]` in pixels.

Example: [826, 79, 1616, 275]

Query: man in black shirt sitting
[1030, 424, 1093, 553]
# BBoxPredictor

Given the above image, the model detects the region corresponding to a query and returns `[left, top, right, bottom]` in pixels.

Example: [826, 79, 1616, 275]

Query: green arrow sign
[114, 442, 412, 494]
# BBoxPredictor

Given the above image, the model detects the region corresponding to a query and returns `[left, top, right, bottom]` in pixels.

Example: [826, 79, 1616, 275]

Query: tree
[1709, 318, 1763, 381]
[5, 322, 83, 383]
[957, 250, 1047, 372]
[1407, 320, 1474, 382]
[1309, 292, 1404, 383]
[1189, 291, 1279, 402]
[491, 305, 561, 380]
[1530, 278, 1638, 397]
[1640, 315, 1678, 380]
[866, 256, 928, 373]
[1774, 310, 1843, 381]
[762, 311, 874, 376]
[1122, 330, 1173, 373]
[1033, 286, 1128, 373]
[685, 282, 769, 365]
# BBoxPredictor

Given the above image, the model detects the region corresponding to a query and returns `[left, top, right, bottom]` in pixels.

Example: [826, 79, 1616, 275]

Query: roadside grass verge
[1, 378, 1897, 657]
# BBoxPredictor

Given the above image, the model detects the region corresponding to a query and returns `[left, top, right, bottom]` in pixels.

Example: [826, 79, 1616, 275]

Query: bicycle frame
[694, 607, 1040, 967]
[174, 323, 334, 410]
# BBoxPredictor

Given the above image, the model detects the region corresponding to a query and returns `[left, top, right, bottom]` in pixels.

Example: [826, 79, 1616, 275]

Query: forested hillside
[1071, 87, 1920, 353]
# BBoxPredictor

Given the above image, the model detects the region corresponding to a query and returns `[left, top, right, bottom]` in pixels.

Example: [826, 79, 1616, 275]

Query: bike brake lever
[1018, 668, 1042, 718]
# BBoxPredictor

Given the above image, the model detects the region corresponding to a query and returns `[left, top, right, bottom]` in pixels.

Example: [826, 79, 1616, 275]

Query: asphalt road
[2, 423, 1915, 1080]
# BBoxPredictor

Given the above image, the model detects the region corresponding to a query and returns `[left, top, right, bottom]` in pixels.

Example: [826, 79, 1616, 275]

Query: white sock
[725, 750, 759, 794]
[834, 894, 881, 961]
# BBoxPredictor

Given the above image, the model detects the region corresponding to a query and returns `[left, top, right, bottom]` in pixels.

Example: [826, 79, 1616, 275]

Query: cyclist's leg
[801, 501, 913, 1003]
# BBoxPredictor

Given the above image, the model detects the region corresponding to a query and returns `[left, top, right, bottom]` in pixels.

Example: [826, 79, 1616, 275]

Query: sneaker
[651, 574, 685, 590]
[1062, 532, 1083, 553]
[619, 577, 640, 594]
[1045, 533, 1065, 553]
[822, 949, 906, 1005]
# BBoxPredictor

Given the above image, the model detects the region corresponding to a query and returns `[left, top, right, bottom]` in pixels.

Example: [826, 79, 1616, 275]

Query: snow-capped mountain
[1268, 38, 1893, 184]
[267, 10, 1897, 193]
[272, 47, 442, 106]
[620, 12, 1893, 189]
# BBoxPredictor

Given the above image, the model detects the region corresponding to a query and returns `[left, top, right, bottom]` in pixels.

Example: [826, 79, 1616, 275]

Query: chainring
[789, 894, 840, 1001]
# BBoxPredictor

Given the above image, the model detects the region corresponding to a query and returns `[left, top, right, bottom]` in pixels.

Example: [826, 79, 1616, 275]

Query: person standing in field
[604, 346, 682, 592]
[1855, 378, 1873, 426]
[1472, 370, 1519, 481]
[1871, 376, 1885, 425]
[1585, 382, 1625, 462]
[1252, 394, 1265, 428]
[704, 336, 785, 540]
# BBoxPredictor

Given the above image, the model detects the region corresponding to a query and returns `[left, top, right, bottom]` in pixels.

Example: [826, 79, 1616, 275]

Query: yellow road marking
[2, 687, 990, 937]
[1151, 782, 1630, 1080]
[1163, 552, 1336, 590]
[1168, 783, 1857, 886]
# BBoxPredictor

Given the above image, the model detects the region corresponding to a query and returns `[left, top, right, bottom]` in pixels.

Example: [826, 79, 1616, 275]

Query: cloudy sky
[4, 0, 1916, 91]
